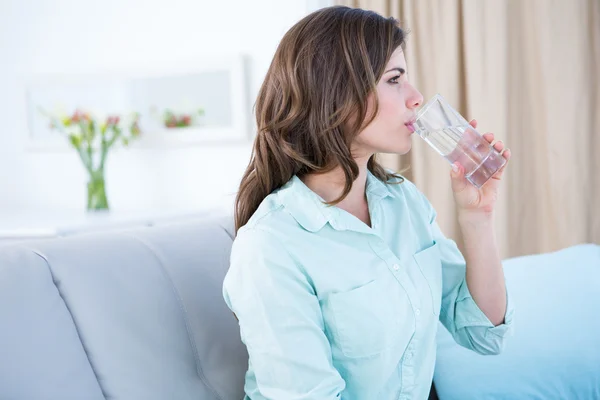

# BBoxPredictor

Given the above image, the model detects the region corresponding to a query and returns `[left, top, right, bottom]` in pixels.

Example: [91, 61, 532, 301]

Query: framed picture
[24, 55, 252, 150]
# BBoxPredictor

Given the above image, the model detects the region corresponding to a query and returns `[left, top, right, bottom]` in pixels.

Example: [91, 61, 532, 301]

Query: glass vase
[87, 170, 109, 211]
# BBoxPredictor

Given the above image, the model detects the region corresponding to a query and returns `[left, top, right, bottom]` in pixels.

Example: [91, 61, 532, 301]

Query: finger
[493, 140, 504, 152]
[491, 149, 510, 180]
[469, 119, 478, 129]
[482, 133, 494, 143]
[450, 162, 469, 193]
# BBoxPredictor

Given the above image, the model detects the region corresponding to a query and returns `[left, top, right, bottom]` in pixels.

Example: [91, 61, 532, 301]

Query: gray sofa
[0, 215, 247, 400]
[2, 214, 599, 400]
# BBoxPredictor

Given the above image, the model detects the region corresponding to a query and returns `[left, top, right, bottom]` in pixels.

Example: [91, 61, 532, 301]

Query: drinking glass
[414, 94, 506, 188]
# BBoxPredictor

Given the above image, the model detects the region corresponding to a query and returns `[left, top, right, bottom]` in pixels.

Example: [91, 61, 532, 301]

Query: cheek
[375, 89, 403, 125]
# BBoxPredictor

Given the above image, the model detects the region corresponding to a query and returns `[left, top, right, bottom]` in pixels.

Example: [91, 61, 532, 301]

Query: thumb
[450, 162, 469, 193]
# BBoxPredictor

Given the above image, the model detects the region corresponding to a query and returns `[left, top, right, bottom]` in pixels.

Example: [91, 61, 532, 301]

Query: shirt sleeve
[418, 189, 515, 355]
[222, 227, 345, 399]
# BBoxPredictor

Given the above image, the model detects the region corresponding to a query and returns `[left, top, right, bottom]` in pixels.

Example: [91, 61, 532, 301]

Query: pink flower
[105, 115, 121, 126]
[71, 110, 83, 123]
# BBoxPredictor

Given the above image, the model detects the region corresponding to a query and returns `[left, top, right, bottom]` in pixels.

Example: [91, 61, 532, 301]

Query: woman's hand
[450, 119, 511, 217]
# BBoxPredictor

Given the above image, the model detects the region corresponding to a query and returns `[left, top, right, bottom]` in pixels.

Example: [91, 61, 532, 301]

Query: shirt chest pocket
[320, 278, 414, 359]
[413, 242, 443, 316]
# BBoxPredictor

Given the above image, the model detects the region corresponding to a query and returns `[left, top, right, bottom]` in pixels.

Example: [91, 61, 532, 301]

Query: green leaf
[69, 134, 82, 149]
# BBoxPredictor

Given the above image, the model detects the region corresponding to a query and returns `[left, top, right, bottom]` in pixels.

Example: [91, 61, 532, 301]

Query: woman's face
[352, 47, 423, 159]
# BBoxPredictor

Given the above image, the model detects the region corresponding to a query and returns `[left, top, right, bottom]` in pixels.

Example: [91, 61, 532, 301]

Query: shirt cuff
[453, 281, 515, 338]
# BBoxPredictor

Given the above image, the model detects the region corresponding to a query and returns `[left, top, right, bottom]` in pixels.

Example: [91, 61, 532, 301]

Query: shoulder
[226, 198, 310, 298]
[232, 189, 309, 267]
[237, 193, 300, 242]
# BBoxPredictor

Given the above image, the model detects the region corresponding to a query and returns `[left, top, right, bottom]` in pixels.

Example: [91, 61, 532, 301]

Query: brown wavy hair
[234, 6, 407, 233]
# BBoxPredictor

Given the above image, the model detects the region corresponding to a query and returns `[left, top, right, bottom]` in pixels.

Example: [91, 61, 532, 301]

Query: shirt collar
[276, 170, 395, 233]
[365, 169, 396, 203]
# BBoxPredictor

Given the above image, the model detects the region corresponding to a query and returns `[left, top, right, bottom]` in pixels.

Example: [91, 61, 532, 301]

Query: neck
[300, 156, 370, 207]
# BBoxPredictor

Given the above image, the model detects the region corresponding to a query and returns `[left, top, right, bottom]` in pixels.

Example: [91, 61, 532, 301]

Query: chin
[356, 130, 414, 157]
[379, 136, 413, 155]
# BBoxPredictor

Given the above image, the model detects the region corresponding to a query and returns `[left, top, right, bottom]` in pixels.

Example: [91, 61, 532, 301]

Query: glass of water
[413, 94, 506, 188]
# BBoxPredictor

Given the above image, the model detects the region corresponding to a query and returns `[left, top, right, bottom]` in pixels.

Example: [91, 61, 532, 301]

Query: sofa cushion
[0, 215, 247, 400]
[0, 248, 105, 400]
[434, 243, 600, 400]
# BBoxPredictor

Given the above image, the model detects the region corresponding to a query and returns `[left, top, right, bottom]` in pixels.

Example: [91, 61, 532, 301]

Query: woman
[223, 6, 513, 400]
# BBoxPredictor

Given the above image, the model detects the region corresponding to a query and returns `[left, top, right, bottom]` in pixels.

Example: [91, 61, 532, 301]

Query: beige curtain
[336, 0, 600, 258]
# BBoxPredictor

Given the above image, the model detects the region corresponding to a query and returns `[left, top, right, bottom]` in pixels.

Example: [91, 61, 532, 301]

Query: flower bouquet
[43, 108, 141, 211]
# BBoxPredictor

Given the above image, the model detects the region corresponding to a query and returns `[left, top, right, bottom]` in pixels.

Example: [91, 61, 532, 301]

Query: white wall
[0, 0, 329, 213]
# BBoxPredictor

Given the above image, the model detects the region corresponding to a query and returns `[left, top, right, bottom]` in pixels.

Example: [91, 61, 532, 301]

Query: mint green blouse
[223, 171, 513, 399]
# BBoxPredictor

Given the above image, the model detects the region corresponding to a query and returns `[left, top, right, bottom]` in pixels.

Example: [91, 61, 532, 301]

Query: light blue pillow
[434, 243, 600, 400]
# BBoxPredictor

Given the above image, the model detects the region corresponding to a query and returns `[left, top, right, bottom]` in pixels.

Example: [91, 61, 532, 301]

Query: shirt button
[406, 352, 413, 360]
[392, 264, 400, 271]
[415, 309, 421, 316]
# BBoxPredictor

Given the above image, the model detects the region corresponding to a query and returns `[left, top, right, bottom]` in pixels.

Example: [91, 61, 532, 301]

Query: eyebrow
[385, 67, 406, 74]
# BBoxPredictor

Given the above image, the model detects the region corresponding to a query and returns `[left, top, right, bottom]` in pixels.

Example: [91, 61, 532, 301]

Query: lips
[404, 118, 416, 133]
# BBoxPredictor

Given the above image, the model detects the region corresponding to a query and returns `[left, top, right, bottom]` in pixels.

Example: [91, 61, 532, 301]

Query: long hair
[234, 6, 406, 234]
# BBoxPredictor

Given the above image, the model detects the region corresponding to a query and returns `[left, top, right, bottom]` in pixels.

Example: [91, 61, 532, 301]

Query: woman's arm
[435, 118, 514, 353]
[447, 120, 512, 327]
[458, 213, 507, 326]
[421, 196, 513, 355]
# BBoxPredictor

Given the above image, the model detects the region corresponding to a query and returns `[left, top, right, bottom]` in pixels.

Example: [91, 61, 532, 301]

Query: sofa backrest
[0, 215, 247, 400]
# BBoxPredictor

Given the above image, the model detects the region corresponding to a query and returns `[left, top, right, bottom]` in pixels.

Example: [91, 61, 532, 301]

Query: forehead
[386, 47, 406, 67]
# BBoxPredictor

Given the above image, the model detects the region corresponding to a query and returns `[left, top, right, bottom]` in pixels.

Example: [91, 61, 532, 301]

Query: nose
[406, 84, 423, 110]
